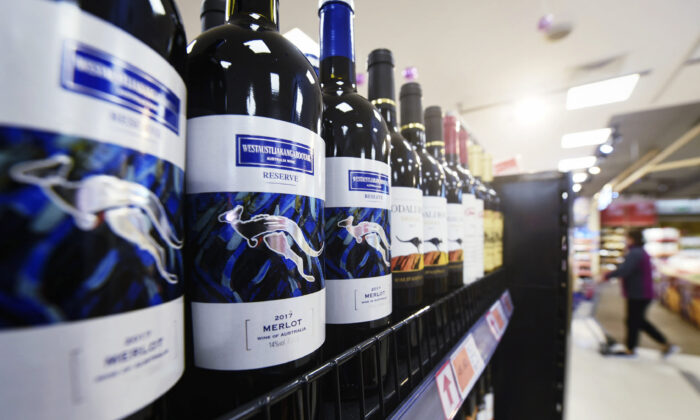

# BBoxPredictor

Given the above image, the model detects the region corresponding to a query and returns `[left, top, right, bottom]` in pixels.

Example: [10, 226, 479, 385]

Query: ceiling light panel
[566, 74, 640, 110]
[558, 156, 597, 172]
[561, 128, 612, 149]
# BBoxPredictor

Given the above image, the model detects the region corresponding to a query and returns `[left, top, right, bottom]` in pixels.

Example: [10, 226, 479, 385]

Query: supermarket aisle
[566, 316, 700, 420]
[595, 281, 700, 354]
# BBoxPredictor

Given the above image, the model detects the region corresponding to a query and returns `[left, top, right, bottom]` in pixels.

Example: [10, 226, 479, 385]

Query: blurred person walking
[604, 229, 679, 357]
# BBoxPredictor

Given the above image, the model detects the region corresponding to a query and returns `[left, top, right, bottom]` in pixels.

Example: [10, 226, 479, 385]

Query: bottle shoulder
[322, 92, 391, 162]
[450, 163, 476, 194]
[186, 23, 322, 129]
[417, 149, 445, 176]
[390, 133, 421, 188]
[78, 0, 187, 76]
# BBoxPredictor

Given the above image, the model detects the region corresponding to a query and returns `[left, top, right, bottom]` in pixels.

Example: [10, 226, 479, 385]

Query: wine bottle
[481, 152, 495, 273]
[400, 83, 448, 302]
[483, 155, 503, 269]
[321, 0, 392, 347]
[201, 0, 226, 31]
[0, 1, 187, 419]
[465, 392, 478, 420]
[367, 48, 423, 317]
[448, 121, 477, 287]
[476, 375, 488, 420]
[468, 142, 487, 280]
[184, 0, 325, 417]
[424, 106, 463, 291]
[484, 364, 495, 420]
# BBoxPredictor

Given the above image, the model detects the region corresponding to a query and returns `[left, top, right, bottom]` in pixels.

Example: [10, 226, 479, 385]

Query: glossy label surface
[422, 196, 449, 268]
[0, 2, 186, 419]
[390, 187, 424, 287]
[325, 157, 391, 323]
[186, 115, 326, 369]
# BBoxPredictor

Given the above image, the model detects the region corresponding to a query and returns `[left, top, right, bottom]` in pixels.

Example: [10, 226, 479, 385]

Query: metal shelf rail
[218, 269, 509, 420]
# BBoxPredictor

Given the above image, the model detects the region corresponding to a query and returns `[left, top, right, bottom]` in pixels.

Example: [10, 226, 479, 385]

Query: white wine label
[326, 275, 392, 324]
[390, 187, 424, 284]
[473, 198, 485, 279]
[462, 194, 479, 284]
[0, 1, 185, 419]
[186, 116, 326, 369]
[485, 393, 494, 420]
[325, 157, 392, 324]
[0, 0, 186, 169]
[0, 298, 184, 420]
[191, 290, 325, 370]
[447, 202, 465, 262]
[423, 195, 449, 267]
[325, 157, 391, 210]
[187, 115, 325, 200]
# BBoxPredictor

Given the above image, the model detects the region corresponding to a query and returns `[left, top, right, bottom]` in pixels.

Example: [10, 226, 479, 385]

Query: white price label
[486, 306, 506, 340]
[435, 361, 461, 419]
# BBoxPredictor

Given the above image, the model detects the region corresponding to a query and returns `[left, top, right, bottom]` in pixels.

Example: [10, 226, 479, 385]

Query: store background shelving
[600, 227, 627, 271]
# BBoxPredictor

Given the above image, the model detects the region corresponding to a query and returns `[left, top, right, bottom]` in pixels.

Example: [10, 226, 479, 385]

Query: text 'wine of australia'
[425, 106, 463, 291]
[0, 1, 187, 419]
[368, 48, 424, 317]
[321, 1, 392, 347]
[184, 0, 325, 417]
[400, 83, 448, 303]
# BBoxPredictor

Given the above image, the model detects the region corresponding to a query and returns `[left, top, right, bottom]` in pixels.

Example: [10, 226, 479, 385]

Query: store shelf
[217, 271, 508, 420]
[387, 291, 513, 420]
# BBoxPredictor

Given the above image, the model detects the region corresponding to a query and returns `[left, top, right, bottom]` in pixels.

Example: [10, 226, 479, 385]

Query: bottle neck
[372, 101, 399, 132]
[459, 141, 469, 168]
[319, 3, 356, 92]
[400, 123, 426, 148]
[446, 153, 461, 166]
[226, 0, 279, 30]
[427, 142, 445, 162]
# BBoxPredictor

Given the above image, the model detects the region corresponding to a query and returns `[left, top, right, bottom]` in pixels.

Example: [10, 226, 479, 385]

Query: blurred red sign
[601, 200, 657, 227]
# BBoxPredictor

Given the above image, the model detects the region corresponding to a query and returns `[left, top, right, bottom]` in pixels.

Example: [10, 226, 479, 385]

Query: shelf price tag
[501, 292, 513, 316]
[486, 306, 505, 340]
[435, 361, 461, 419]
[493, 301, 506, 329]
[450, 343, 475, 399]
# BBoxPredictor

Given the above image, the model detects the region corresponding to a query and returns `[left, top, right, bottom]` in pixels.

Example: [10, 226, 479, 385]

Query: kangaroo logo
[218, 205, 322, 283]
[449, 238, 463, 246]
[397, 236, 422, 252]
[426, 237, 444, 250]
[10, 154, 183, 284]
[337, 215, 390, 266]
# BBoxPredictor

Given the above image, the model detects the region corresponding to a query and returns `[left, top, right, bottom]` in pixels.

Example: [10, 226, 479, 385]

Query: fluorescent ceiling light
[588, 166, 601, 175]
[566, 74, 640, 110]
[561, 128, 611, 149]
[558, 156, 597, 172]
[514, 97, 547, 124]
[572, 183, 582, 193]
[572, 172, 588, 183]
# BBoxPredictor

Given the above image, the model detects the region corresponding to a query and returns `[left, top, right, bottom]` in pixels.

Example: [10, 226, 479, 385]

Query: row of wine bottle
[0, 0, 502, 419]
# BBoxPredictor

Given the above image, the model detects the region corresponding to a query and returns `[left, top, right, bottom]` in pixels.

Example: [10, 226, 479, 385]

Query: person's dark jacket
[605, 245, 654, 300]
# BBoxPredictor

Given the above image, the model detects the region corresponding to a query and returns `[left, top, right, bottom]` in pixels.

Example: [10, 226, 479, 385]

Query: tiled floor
[565, 315, 700, 419]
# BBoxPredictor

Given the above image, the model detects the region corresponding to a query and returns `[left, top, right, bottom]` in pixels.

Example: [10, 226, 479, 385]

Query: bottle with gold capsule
[400, 83, 448, 302]
[468, 142, 486, 279]
[424, 106, 464, 291]
[368, 48, 423, 317]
